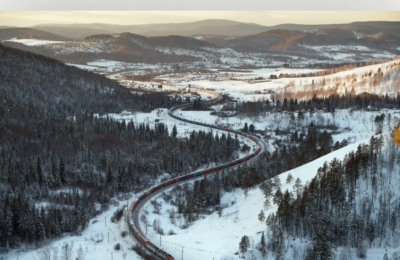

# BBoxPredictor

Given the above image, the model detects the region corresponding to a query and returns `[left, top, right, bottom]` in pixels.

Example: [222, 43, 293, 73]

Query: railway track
[128, 93, 267, 260]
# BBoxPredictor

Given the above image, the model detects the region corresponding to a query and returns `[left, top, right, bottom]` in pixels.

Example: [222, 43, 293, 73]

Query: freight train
[128, 95, 263, 260]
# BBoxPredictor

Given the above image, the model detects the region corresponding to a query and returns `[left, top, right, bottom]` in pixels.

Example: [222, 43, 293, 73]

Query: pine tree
[286, 173, 294, 184]
[260, 231, 266, 256]
[264, 199, 271, 210]
[306, 232, 334, 260]
[244, 123, 248, 132]
[59, 158, 66, 184]
[273, 188, 283, 205]
[239, 235, 250, 253]
[37, 158, 44, 185]
[106, 166, 113, 184]
[258, 210, 265, 223]
[367, 221, 375, 248]
[273, 176, 281, 190]
[172, 124, 178, 138]
[268, 225, 284, 260]
[35, 209, 46, 241]
[51, 159, 61, 187]
[260, 180, 273, 198]
[4, 207, 14, 242]
[249, 124, 255, 133]
[293, 177, 303, 198]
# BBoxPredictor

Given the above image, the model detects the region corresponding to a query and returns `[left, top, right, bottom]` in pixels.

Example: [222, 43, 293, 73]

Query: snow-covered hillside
[129, 104, 399, 259]
[169, 60, 400, 102]
[134, 137, 372, 259]
[3, 54, 400, 260]
[2, 38, 66, 46]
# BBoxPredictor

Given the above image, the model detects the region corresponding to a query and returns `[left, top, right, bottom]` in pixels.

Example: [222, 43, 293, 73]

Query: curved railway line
[127, 93, 267, 260]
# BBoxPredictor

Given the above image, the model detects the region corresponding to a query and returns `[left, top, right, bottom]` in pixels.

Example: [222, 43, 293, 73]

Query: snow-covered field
[179, 106, 400, 144]
[5, 106, 399, 259]
[2, 38, 67, 46]
[6, 193, 144, 260]
[167, 60, 400, 101]
[3, 51, 400, 260]
[300, 45, 395, 61]
[66, 58, 400, 104]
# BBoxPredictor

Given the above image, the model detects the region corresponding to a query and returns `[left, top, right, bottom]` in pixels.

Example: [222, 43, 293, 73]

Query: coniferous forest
[0, 45, 240, 251]
[2, 41, 400, 260]
[260, 135, 400, 259]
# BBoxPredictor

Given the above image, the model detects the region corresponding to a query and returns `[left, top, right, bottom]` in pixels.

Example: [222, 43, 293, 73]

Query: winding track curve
[128, 93, 267, 260]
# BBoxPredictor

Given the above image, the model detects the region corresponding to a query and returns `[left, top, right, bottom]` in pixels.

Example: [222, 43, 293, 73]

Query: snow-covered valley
[2, 40, 400, 260]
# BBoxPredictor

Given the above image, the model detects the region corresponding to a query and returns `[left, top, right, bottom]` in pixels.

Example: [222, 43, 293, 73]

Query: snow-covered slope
[170, 60, 400, 101]
[2, 38, 66, 46]
[137, 137, 370, 259]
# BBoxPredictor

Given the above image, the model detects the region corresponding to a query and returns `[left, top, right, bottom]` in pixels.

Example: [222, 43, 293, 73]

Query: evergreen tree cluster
[265, 135, 400, 259]
[256, 123, 335, 185]
[0, 115, 241, 250]
[234, 92, 400, 118]
[0, 45, 241, 251]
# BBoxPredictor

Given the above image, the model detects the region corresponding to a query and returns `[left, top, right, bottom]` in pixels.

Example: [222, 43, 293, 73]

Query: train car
[150, 184, 163, 193]
[214, 165, 223, 171]
[227, 161, 234, 167]
[199, 168, 212, 175]
[193, 171, 201, 177]
[134, 230, 149, 247]
[138, 192, 146, 201]
[162, 179, 174, 187]
[165, 254, 175, 260]
[180, 175, 188, 181]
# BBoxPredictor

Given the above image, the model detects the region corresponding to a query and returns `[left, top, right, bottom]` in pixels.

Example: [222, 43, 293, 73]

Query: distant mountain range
[2, 20, 399, 40]
[1, 19, 399, 65]
[209, 27, 400, 54]
[0, 28, 70, 41]
[0, 32, 207, 64]
[31, 20, 265, 39]
[0, 19, 400, 40]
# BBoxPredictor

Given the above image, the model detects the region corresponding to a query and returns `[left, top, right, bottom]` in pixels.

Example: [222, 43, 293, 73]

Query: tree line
[263, 135, 400, 259]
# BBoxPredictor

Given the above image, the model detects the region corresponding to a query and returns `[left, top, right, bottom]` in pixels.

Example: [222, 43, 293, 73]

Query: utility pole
[182, 246, 183, 260]
[160, 233, 161, 246]
[108, 232, 109, 243]
[105, 217, 106, 227]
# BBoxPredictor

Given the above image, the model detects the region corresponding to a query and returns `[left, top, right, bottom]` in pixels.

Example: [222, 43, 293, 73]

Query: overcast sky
[1, 11, 400, 27]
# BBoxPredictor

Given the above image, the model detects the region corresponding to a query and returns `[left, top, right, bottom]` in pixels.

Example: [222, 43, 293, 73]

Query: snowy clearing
[2, 38, 67, 46]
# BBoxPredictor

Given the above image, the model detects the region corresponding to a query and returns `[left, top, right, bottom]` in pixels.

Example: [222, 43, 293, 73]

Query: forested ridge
[0, 45, 240, 252]
[260, 134, 400, 260]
